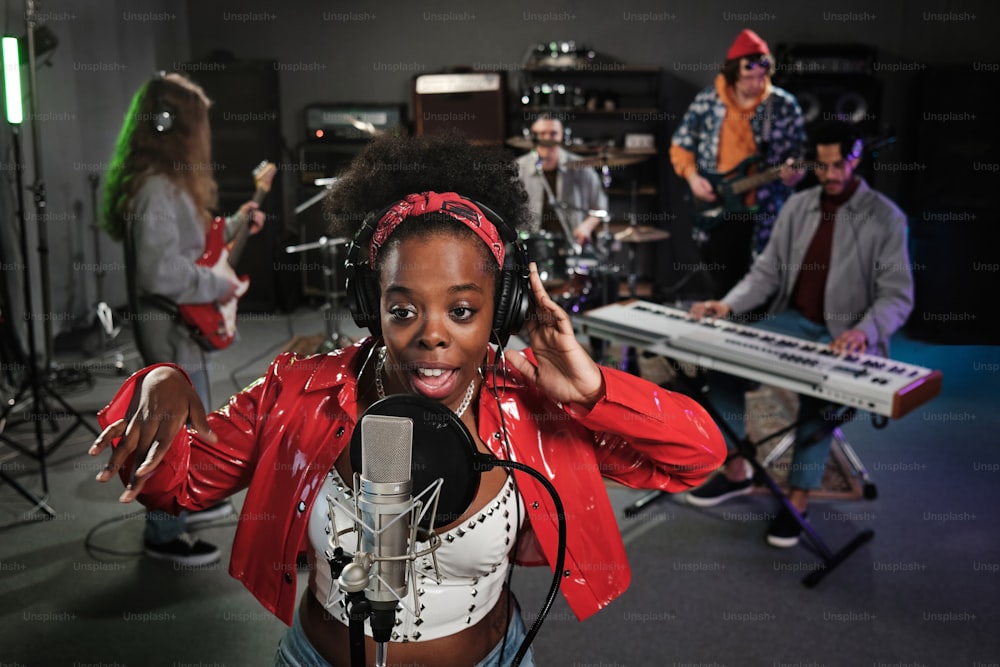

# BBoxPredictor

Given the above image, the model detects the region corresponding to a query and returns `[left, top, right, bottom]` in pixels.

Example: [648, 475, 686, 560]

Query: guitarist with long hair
[670, 29, 806, 300]
[101, 72, 266, 566]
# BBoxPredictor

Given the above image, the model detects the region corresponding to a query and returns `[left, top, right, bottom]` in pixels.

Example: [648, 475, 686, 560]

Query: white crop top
[307, 465, 523, 642]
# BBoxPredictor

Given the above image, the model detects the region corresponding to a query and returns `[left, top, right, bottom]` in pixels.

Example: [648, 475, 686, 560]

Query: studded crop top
[307, 466, 524, 642]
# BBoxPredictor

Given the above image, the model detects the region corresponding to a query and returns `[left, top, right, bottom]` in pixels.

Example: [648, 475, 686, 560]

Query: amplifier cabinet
[413, 72, 507, 143]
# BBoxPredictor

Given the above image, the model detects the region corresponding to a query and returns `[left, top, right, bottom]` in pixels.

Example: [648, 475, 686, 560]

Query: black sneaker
[184, 501, 234, 527]
[144, 533, 221, 566]
[685, 472, 753, 508]
[766, 507, 807, 548]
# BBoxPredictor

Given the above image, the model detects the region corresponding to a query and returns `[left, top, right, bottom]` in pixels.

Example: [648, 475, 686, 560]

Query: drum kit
[505, 135, 669, 315]
[285, 138, 670, 353]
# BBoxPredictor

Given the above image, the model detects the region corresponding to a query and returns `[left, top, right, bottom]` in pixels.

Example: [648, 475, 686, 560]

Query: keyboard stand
[624, 370, 874, 587]
[762, 428, 878, 500]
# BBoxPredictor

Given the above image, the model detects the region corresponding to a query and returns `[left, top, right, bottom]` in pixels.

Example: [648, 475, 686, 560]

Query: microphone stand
[82, 173, 129, 378]
[336, 556, 373, 667]
[533, 153, 582, 256]
[328, 465, 445, 667]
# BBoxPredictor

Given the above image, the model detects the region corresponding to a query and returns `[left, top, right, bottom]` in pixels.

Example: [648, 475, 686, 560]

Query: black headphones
[343, 195, 531, 346]
[150, 72, 176, 133]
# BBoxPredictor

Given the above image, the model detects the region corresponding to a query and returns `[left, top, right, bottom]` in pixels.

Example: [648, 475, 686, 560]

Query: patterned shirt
[671, 74, 806, 253]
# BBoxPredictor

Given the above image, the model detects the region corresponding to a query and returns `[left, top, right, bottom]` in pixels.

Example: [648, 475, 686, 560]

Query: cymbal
[612, 225, 670, 243]
[565, 152, 651, 169]
[506, 137, 562, 151]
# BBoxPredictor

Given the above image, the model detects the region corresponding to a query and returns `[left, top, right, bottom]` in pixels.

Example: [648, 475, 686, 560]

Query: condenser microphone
[359, 413, 413, 661]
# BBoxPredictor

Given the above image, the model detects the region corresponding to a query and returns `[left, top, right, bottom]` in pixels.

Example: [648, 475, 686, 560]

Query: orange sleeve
[669, 143, 697, 180]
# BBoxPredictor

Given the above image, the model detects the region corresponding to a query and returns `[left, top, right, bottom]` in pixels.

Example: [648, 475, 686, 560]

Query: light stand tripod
[0, 121, 57, 516]
[23, 0, 54, 373]
[0, 24, 97, 515]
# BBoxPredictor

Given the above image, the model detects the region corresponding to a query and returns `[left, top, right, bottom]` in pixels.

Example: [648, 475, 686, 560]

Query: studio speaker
[413, 71, 507, 143]
[773, 43, 883, 138]
[186, 56, 288, 312]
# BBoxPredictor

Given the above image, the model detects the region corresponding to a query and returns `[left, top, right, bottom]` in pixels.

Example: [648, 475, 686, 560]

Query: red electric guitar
[177, 160, 276, 350]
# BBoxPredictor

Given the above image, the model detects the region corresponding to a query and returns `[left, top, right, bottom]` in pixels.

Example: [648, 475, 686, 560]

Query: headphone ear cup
[346, 261, 382, 338]
[850, 138, 863, 160]
[492, 239, 530, 346]
[152, 101, 175, 133]
[344, 209, 387, 338]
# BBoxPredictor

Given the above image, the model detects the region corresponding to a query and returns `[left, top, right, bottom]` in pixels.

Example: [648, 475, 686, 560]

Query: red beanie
[726, 29, 770, 61]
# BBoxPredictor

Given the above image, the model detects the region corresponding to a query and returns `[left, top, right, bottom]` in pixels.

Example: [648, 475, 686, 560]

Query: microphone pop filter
[351, 395, 481, 530]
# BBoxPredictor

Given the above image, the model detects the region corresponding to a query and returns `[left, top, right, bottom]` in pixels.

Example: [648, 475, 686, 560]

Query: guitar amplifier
[773, 43, 882, 137]
[413, 71, 507, 143]
[304, 103, 406, 143]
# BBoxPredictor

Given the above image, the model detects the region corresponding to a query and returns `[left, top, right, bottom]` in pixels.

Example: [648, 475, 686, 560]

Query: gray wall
[1, 0, 192, 356]
[183, 0, 991, 141]
[4, 0, 994, 349]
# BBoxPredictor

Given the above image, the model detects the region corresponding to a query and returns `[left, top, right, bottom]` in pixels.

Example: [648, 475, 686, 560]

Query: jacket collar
[301, 338, 372, 393]
[715, 73, 771, 111]
[803, 177, 872, 214]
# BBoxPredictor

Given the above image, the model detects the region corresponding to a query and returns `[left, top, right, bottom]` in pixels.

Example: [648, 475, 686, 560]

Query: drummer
[515, 114, 608, 247]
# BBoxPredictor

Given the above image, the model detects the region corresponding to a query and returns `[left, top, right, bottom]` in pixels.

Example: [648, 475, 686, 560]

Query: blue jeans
[144, 368, 211, 545]
[274, 602, 536, 667]
[713, 309, 836, 491]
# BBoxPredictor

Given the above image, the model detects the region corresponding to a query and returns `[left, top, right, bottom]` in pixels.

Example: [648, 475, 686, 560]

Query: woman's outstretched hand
[88, 366, 215, 502]
[504, 262, 604, 409]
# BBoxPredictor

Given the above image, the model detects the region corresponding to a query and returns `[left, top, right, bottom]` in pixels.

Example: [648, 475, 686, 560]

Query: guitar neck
[227, 186, 268, 268]
[728, 165, 782, 196]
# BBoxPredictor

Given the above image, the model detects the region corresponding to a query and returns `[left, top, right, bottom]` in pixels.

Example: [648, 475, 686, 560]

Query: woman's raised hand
[88, 366, 215, 502]
[504, 262, 604, 408]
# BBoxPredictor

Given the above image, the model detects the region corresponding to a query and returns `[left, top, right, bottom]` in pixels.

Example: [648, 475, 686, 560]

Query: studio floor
[1, 301, 998, 667]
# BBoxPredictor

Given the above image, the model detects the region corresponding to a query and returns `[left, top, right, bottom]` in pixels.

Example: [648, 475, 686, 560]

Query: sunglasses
[742, 56, 771, 71]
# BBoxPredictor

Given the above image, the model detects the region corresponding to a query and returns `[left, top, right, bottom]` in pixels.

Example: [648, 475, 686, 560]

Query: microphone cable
[487, 339, 568, 667]
[476, 453, 567, 667]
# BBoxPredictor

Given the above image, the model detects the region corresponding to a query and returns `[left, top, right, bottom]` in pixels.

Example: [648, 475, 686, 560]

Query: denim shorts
[274, 602, 535, 667]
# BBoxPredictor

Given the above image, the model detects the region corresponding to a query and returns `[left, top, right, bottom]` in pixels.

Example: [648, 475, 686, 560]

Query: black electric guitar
[687, 155, 798, 232]
[688, 136, 895, 233]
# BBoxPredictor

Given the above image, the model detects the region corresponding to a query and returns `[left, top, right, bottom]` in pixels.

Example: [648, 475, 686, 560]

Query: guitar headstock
[253, 160, 277, 193]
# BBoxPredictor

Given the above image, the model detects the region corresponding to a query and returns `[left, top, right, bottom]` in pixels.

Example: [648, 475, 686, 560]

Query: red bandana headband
[368, 192, 505, 268]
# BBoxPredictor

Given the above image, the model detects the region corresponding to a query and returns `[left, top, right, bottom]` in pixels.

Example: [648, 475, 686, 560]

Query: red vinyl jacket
[97, 339, 725, 626]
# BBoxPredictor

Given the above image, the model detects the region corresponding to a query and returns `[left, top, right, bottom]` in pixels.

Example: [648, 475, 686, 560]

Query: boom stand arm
[534, 161, 582, 256]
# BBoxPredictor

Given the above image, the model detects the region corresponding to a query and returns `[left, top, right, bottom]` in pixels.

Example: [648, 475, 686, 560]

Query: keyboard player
[684, 120, 914, 548]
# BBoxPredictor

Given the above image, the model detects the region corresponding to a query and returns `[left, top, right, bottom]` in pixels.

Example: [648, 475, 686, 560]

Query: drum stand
[292, 178, 350, 352]
[284, 236, 350, 352]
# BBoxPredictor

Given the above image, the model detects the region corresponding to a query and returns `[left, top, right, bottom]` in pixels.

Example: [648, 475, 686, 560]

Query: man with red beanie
[671, 29, 806, 300]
